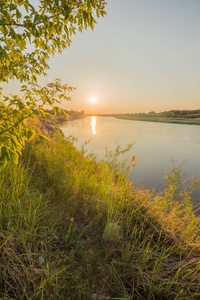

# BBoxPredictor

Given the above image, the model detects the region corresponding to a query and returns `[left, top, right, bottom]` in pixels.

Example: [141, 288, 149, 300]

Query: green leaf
[53, 106, 61, 115]
[38, 107, 46, 116]
[38, 134, 50, 141]
[20, 39, 26, 50]
[54, 0, 59, 7]
[16, 9, 22, 19]
[6, 59, 11, 67]
[96, 8, 100, 18]
[27, 129, 35, 141]
[1, 25, 8, 35]
[0, 136, 9, 143]
[9, 149, 19, 165]
[10, 134, 21, 149]
[0, 146, 8, 167]
[10, 28, 16, 39]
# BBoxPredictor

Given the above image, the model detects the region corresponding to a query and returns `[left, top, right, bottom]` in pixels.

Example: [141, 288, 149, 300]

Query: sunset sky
[2, 0, 200, 114]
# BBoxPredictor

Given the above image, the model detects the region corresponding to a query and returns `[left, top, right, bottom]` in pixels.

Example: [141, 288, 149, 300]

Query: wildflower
[38, 256, 44, 265]
[131, 155, 136, 161]
[130, 155, 136, 170]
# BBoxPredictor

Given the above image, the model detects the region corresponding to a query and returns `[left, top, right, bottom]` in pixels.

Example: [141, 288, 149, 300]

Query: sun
[90, 97, 97, 103]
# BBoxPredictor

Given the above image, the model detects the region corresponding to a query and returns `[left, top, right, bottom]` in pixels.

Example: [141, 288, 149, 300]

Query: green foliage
[0, 0, 107, 165]
[0, 0, 107, 82]
[0, 79, 74, 165]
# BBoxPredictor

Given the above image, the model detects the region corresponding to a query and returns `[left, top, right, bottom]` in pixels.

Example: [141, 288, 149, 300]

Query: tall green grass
[1, 119, 200, 299]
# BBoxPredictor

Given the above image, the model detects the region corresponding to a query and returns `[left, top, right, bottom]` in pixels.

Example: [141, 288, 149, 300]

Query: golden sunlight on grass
[2, 118, 200, 299]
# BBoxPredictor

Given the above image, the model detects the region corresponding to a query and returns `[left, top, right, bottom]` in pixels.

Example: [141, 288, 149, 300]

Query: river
[60, 116, 200, 195]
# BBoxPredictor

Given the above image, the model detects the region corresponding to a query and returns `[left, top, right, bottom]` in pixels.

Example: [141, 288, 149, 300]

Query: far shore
[113, 116, 200, 126]
[86, 110, 200, 126]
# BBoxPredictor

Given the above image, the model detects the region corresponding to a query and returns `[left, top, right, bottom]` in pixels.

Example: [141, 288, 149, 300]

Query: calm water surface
[60, 117, 200, 193]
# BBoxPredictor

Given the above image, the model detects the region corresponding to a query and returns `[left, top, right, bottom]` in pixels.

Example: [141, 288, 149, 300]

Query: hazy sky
[2, 0, 200, 114]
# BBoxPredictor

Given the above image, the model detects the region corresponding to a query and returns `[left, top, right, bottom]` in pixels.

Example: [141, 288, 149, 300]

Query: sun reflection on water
[91, 116, 96, 135]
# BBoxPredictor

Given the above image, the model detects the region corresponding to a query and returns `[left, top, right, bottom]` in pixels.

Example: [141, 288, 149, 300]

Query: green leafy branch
[0, 0, 107, 166]
[0, 79, 75, 166]
[0, 0, 107, 82]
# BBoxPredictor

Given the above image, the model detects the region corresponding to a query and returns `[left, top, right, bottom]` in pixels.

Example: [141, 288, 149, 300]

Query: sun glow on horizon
[90, 97, 97, 103]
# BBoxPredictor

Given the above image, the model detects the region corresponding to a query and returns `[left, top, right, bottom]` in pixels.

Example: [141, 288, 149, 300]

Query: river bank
[88, 109, 200, 126]
[114, 115, 200, 126]
[1, 116, 200, 299]
[60, 116, 200, 197]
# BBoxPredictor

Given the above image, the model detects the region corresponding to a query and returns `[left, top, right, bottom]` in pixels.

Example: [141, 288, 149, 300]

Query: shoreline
[114, 116, 200, 126]
[86, 114, 200, 126]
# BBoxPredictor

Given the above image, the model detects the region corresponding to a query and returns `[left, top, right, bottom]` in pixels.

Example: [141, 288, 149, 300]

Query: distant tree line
[114, 109, 200, 120]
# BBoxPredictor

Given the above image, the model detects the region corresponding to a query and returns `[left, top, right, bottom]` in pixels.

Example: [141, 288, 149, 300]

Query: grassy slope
[1, 118, 200, 299]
